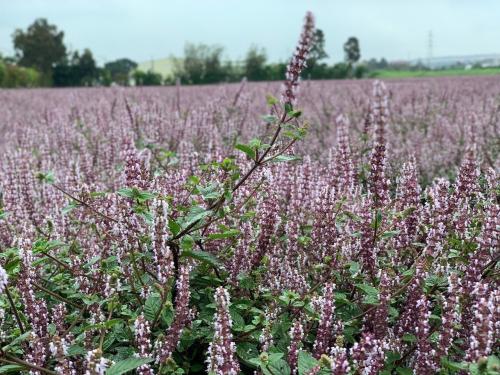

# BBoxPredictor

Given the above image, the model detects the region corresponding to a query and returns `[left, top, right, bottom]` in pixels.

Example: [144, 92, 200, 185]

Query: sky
[0, 0, 499, 65]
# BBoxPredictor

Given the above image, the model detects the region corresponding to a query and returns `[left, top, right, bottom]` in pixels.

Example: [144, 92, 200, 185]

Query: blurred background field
[372, 66, 500, 78]
[1, 0, 500, 88]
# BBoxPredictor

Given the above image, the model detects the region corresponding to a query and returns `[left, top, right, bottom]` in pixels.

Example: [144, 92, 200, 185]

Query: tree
[343, 37, 360, 64]
[308, 29, 328, 68]
[133, 70, 163, 86]
[52, 49, 98, 87]
[329, 62, 350, 79]
[0, 63, 40, 88]
[244, 46, 267, 81]
[203, 45, 225, 83]
[104, 58, 137, 86]
[12, 18, 66, 82]
[75, 49, 98, 85]
[177, 43, 227, 84]
[303, 29, 329, 79]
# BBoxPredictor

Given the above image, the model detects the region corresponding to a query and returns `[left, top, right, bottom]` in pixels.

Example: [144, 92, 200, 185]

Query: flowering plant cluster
[0, 12, 498, 375]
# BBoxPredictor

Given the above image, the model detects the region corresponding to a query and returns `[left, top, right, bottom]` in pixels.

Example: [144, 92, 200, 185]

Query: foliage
[104, 58, 138, 86]
[133, 70, 164, 86]
[303, 29, 329, 78]
[12, 18, 66, 83]
[175, 43, 230, 84]
[244, 46, 268, 81]
[53, 49, 99, 87]
[0, 60, 41, 88]
[343, 36, 361, 64]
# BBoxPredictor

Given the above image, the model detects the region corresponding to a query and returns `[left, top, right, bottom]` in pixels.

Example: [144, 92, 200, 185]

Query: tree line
[1, 18, 368, 88]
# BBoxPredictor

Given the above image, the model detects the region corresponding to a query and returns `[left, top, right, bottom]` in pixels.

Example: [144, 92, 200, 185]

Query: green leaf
[266, 94, 278, 106]
[32, 239, 65, 254]
[248, 138, 263, 149]
[36, 171, 55, 184]
[0, 210, 9, 220]
[117, 187, 135, 198]
[1, 331, 32, 351]
[268, 352, 284, 364]
[62, 202, 79, 215]
[235, 144, 256, 160]
[106, 357, 154, 375]
[355, 283, 379, 304]
[237, 273, 255, 290]
[298, 351, 319, 375]
[117, 188, 156, 202]
[395, 368, 413, 375]
[67, 345, 86, 356]
[137, 209, 154, 225]
[183, 206, 211, 228]
[402, 333, 416, 343]
[348, 261, 360, 276]
[268, 360, 291, 375]
[144, 295, 162, 322]
[168, 219, 181, 236]
[180, 249, 223, 269]
[261, 114, 278, 124]
[355, 283, 379, 297]
[0, 365, 24, 374]
[87, 319, 123, 331]
[372, 209, 383, 229]
[230, 308, 245, 330]
[288, 109, 302, 118]
[135, 190, 157, 201]
[441, 357, 468, 371]
[180, 235, 195, 251]
[199, 184, 220, 200]
[270, 155, 301, 163]
[487, 355, 500, 375]
[381, 230, 400, 239]
[207, 229, 240, 240]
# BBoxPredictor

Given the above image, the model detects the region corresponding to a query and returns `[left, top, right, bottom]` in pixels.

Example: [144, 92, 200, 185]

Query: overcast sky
[1, 0, 499, 65]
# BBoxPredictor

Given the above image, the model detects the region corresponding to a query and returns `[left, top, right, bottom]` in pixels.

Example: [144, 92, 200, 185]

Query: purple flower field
[0, 14, 498, 375]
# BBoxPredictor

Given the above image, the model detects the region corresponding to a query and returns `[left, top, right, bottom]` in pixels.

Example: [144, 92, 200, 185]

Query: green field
[372, 67, 500, 78]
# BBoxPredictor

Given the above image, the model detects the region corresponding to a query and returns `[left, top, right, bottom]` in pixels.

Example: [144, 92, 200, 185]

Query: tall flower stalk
[206, 287, 239, 375]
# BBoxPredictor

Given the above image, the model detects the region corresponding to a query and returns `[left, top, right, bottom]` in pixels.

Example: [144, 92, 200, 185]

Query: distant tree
[366, 58, 389, 71]
[133, 70, 162, 86]
[53, 49, 98, 87]
[329, 62, 350, 79]
[12, 18, 66, 83]
[177, 43, 227, 84]
[203, 45, 225, 83]
[366, 58, 377, 70]
[343, 37, 360, 64]
[353, 64, 367, 78]
[180, 44, 204, 84]
[104, 58, 137, 85]
[308, 29, 328, 68]
[264, 63, 287, 81]
[244, 46, 268, 81]
[0, 62, 40, 88]
[301, 29, 329, 79]
[0, 60, 5, 85]
[75, 49, 98, 86]
[52, 61, 75, 87]
[220, 60, 241, 83]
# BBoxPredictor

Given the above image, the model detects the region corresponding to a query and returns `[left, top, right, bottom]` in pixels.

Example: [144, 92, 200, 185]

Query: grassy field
[372, 67, 500, 78]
